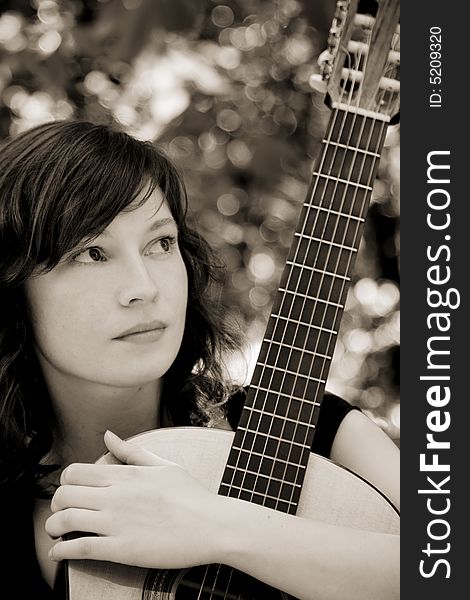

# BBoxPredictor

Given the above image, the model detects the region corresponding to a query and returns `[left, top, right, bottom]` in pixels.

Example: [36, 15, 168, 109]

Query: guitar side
[67, 426, 399, 599]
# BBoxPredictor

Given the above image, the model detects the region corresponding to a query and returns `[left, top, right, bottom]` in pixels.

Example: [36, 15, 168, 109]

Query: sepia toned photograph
[0, 1, 400, 598]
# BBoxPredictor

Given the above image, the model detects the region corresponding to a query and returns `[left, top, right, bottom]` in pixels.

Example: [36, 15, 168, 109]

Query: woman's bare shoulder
[330, 410, 400, 511]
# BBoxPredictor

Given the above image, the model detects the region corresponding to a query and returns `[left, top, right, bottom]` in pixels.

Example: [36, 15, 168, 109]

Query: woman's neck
[41, 369, 161, 468]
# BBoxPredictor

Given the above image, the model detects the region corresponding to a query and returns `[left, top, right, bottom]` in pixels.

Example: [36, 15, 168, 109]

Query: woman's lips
[114, 327, 166, 344]
[114, 320, 167, 343]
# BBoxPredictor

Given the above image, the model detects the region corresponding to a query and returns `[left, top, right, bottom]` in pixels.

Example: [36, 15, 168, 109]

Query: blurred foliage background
[0, 0, 400, 443]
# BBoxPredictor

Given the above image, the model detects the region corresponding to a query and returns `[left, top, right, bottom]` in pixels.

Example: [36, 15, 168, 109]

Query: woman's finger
[60, 463, 118, 487]
[49, 535, 115, 563]
[46, 508, 107, 539]
[60, 461, 157, 486]
[104, 430, 178, 467]
[51, 484, 107, 512]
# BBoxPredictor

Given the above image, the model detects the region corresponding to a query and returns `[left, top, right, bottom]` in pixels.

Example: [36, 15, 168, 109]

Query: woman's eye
[147, 236, 177, 255]
[72, 247, 106, 263]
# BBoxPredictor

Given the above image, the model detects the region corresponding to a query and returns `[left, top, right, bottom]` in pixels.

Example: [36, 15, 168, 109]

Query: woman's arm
[330, 409, 400, 511]
[220, 493, 399, 600]
[219, 410, 399, 600]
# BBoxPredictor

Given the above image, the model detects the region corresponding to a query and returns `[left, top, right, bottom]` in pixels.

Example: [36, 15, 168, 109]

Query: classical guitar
[67, 0, 400, 597]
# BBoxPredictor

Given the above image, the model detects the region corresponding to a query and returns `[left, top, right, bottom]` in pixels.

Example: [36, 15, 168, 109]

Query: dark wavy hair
[0, 120, 239, 490]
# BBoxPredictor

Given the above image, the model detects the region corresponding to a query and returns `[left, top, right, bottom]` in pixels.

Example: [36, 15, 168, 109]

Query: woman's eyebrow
[99, 217, 177, 238]
[148, 217, 177, 232]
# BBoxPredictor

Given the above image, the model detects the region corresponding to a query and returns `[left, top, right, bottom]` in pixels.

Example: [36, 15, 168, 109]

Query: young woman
[0, 120, 399, 599]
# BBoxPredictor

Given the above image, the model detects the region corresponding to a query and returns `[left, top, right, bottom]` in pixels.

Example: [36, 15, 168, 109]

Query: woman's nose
[116, 257, 158, 306]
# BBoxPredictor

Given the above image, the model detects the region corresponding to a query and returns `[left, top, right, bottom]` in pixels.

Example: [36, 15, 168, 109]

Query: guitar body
[67, 426, 399, 599]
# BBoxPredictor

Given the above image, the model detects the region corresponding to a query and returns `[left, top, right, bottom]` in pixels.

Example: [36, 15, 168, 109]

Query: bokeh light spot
[216, 108, 242, 132]
[249, 286, 271, 308]
[0, 13, 22, 43]
[211, 5, 235, 28]
[227, 139, 253, 167]
[248, 252, 276, 282]
[345, 328, 373, 353]
[84, 71, 110, 95]
[217, 193, 240, 216]
[38, 30, 62, 55]
[37, 1, 60, 25]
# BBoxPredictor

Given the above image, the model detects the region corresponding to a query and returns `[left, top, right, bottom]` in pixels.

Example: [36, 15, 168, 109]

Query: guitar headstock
[318, 0, 400, 122]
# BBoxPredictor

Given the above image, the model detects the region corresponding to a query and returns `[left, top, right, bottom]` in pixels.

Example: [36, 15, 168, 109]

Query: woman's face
[24, 188, 188, 388]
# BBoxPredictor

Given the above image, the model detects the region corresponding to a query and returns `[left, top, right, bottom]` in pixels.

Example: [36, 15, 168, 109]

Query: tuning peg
[318, 49, 333, 79]
[353, 14, 375, 29]
[340, 68, 400, 92]
[309, 73, 328, 93]
[347, 40, 400, 65]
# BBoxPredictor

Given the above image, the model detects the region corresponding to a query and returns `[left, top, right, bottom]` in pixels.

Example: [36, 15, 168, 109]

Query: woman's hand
[45, 431, 230, 568]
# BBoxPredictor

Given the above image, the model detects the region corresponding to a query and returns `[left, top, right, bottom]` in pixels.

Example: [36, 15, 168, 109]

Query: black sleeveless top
[3, 392, 357, 597]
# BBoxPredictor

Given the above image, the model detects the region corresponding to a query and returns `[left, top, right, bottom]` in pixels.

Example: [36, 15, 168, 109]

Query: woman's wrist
[212, 495, 266, 571]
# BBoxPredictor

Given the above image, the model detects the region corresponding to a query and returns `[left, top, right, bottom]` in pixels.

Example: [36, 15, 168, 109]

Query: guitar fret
[286, 260, 352, 279]
[218, 484, 299, 506]
[262, 338, 331, 360]
[224, 464, 303, 488]
[236, 425, 312, 447]
[291, 237, 357, 252]
[246, 405, 321, 425]
[312, 172, 373, 191]
[278, 288, 343, 309]
[256, 362, 326, 384]
[231, 445, 312, 466]
[300, 207, 365, 223]
[270, 313, 337, 335]
[321, 139, 381, 158]
[248, 387, 323, 407]
[331, 102, 391, 122]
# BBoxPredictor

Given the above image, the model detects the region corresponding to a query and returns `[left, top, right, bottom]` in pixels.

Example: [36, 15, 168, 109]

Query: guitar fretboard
[219, 109, 388, 513]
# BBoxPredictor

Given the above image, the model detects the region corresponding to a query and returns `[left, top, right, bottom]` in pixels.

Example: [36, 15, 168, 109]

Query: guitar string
[275, 46, 397, 511]
[220, 101, 351, 504]
[276, 114, 380, 510]
[224, 22, 396, 508]
[223, 3, 378, 496]
[232, 35, 366, 500]
[195, 569, 206, 600]
[229, 38, 366, 506]
[278, 32, 398, 510]
[253, 71, 381, 509]
[259, 27, 398, 511]
[220, 73, 355, 499]
[275, 8, 399, 508]
[242, 108, 365, 505]
[275, 30, 392, 508]
[281, 117, 391, 511]
[222, 566, 234, 600]
[198, 17, 398, 600]
[220, 79, 355, 504]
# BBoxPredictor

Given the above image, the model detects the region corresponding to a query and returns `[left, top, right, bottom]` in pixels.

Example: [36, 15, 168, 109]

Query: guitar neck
[219, 108, 389, 512]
